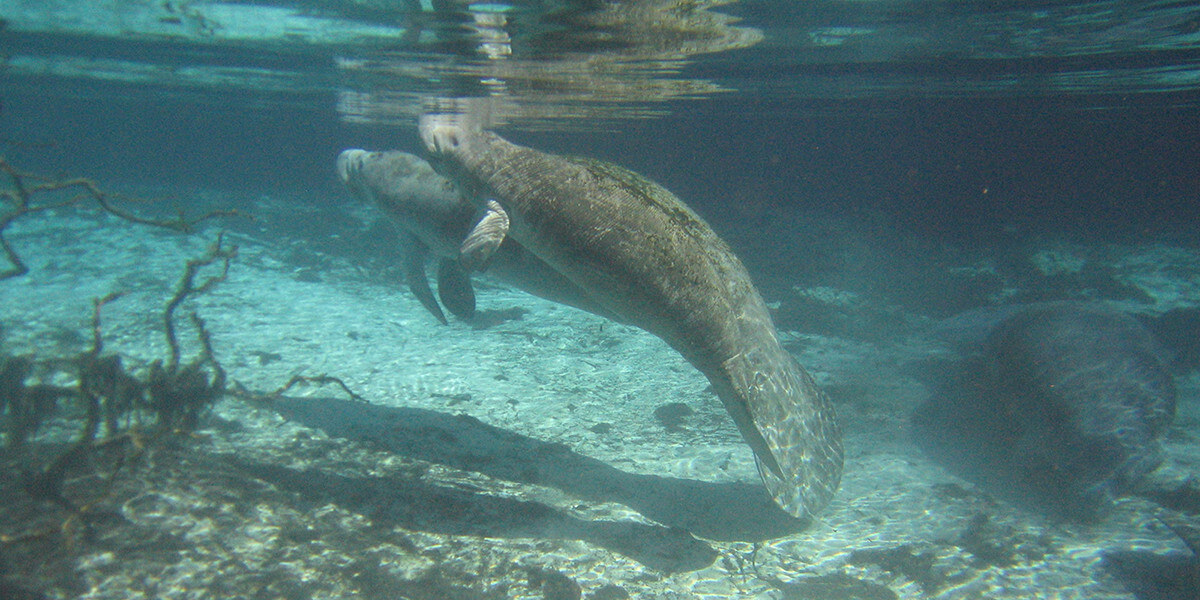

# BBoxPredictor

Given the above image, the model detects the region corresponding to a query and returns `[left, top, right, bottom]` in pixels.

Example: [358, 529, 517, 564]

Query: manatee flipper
[727, 346, 843, 520]
[400, 234, 448, 325]
[460, 199, 509, 272]
[436, 258, 476, 321]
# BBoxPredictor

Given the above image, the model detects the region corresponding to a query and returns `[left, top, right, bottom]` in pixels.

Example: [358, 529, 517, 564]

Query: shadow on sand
[256, 395, 806, 572]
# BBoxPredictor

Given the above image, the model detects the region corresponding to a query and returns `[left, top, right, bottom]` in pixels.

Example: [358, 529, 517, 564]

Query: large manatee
[915, 303, 1176, 519]
[419, 118, 843, 519]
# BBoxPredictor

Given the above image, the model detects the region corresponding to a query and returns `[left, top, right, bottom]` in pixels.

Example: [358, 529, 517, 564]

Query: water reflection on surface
[0, 0, 765, 129]
[0, 0, 1198, 127]
[336, 0, 763, 129]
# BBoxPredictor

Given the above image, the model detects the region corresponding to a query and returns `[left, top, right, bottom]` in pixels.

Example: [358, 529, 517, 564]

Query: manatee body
[915, 303, 1176, 519]
[419, 120, 843, 519]
[337, 149, 613, 323]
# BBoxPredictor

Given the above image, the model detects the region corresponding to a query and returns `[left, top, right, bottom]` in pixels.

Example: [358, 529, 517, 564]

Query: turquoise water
[1, 1, 1199, 598]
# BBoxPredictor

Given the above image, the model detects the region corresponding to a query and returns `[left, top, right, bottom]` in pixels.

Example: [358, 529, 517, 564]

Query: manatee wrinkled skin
[337, 149, 613, 323]
[915, 303, 1176, 519]
[419, 119, 843, 519]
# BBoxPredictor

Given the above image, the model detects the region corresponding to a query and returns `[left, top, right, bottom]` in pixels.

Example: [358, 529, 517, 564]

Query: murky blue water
[3, 1, 1197, 245]
[2, 1, 1200, 599]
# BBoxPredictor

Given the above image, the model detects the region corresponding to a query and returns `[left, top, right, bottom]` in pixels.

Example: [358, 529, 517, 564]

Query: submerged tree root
[0, 158, 245, 280]
[1, 235, 238, 556]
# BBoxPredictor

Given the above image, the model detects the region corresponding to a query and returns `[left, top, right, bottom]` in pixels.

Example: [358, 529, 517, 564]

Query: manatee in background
[419, 118, 843, 519]
[337, 149, 614, 324]
[914, 303, 1176, 520]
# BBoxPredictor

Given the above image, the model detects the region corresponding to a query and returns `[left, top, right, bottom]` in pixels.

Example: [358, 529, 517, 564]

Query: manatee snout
[418, 114, 473, 155]
[336, 149, 371, 185]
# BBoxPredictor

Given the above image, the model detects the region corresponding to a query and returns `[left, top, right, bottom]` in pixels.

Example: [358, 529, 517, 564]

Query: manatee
[419, 118, 843, 519]
[337, 149, 615, 323]
[337, 149, 476, 324]
[914, 303, 1176, 520]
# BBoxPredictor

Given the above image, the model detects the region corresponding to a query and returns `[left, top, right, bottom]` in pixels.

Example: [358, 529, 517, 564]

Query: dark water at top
[1, 0, 1198, 253]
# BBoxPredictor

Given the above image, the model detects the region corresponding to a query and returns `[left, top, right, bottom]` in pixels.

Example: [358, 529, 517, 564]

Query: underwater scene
[2, 0, 1200, 598]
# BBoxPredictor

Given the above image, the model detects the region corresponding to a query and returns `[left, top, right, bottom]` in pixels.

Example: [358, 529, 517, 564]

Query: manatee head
[336, 148, 375, 201]
[418, 113, 477, 155]
[338, 148, 436, 207]
[337, 148, 443, 207]
[417, 114, 498, 201]
[337, 148, 476, 257]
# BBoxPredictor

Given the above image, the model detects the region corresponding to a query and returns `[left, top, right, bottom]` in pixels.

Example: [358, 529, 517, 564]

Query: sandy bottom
[0, 191, 1197, 600]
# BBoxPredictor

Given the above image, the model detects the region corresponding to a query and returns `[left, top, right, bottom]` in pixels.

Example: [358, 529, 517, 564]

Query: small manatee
[337, 149, 611, 323]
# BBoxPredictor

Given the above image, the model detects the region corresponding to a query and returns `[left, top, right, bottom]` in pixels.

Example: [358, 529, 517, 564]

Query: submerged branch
[0, 159, 247, 281]
[163, 234, 237, 372]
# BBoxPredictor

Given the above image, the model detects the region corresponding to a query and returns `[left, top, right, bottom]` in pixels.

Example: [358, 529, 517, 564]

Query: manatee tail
[725, 345, 843, 520]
